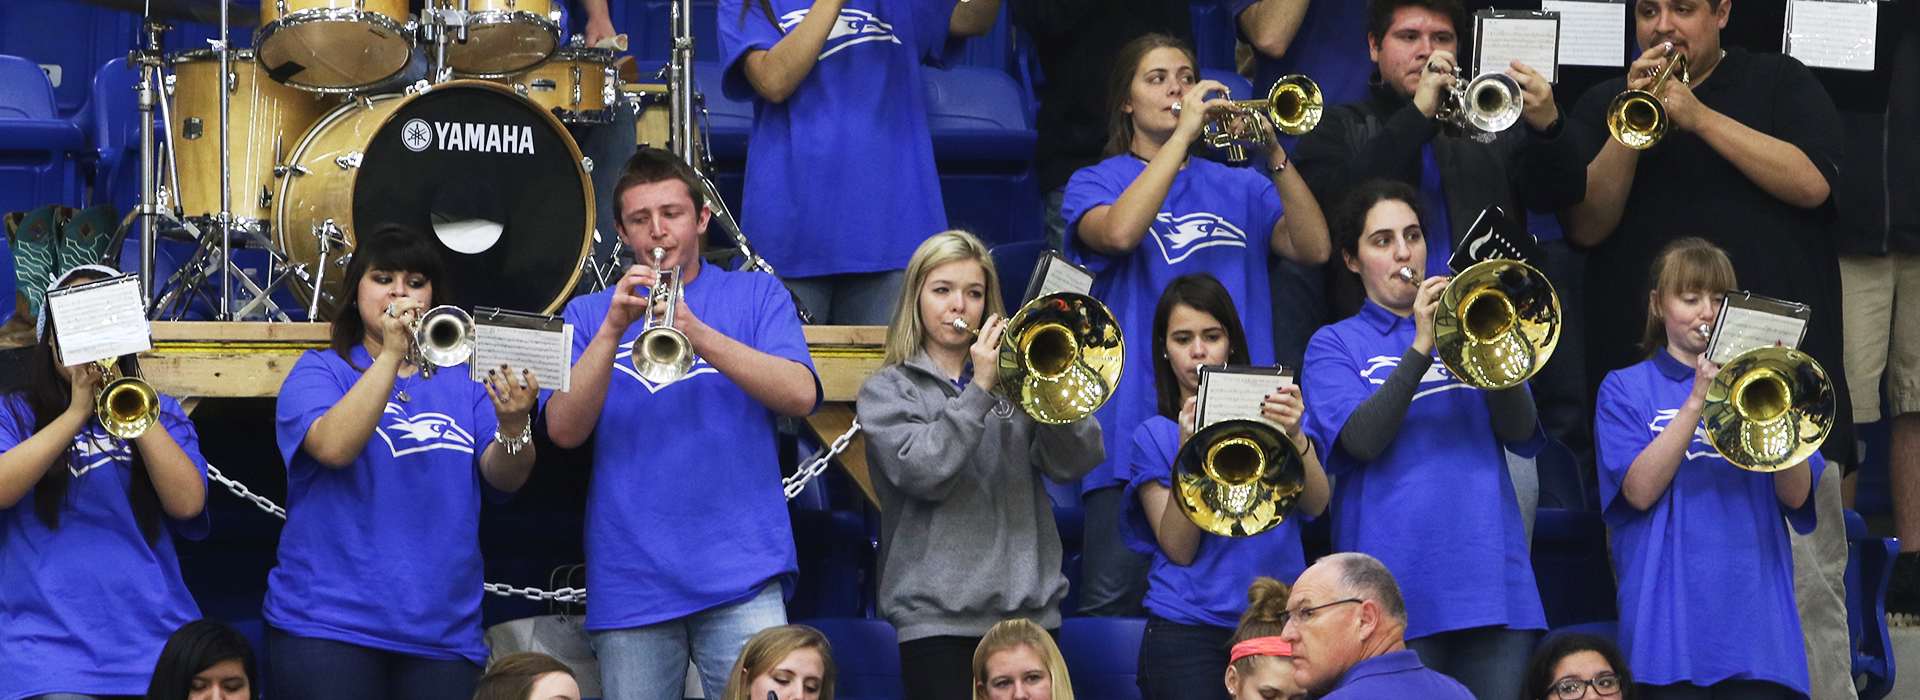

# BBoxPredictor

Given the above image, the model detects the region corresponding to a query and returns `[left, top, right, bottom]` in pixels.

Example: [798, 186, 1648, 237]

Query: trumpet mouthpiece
[1396, 267, 1418, 284]
[950, 318, 978, 335]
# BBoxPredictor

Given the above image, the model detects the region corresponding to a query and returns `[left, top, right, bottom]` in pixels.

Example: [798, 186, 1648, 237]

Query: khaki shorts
[1841, 253, 1920, 421]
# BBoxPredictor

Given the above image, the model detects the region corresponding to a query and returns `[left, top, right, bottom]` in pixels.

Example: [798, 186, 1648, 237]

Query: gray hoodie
[856, 351, 1104, 641]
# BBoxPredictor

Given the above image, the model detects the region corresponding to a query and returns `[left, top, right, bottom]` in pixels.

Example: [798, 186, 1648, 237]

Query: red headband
[1229, 637, 1293, 665]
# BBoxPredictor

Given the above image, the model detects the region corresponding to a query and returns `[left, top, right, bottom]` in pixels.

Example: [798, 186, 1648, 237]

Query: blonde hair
[1227, 577, 1293, 675]
[971, 619, 1074, 700]
[720, 625, 837, 700]
[883, 230, 1007, 367]
[1640, 237, 1737, 356]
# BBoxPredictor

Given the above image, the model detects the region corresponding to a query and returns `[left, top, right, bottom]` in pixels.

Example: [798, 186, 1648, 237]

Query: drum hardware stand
[132, 20, 171, 308]
[420, 4, 472, 84]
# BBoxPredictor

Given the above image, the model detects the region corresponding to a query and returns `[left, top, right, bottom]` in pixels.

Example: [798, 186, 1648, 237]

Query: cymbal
[71, 0, 260, 26]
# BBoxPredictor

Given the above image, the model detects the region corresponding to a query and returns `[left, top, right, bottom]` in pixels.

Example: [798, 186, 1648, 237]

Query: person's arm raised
[545, 265, 655, 448]
[301, 301, 419, 468]
[951, 0, 1003, 37]
[740, 0, 850, 103]
[1237, 0, 1311, 59]
[0, 367, 99, 508]
[1078, 79, 1232, 255]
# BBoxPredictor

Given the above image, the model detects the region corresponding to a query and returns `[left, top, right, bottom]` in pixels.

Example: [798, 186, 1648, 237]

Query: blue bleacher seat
[0, 54, 86, 217]
[926, 66, 1041, 247]
[692, 60, 752, 162]
[1058, 617, 1146, 700]
[1199, 69, 1253, 103]
[803, 618, 906, 700]
[1189, 3, 1240, 73]
[1530, 508, 1618, 629]
[83, 57, 143, 213]
[988, 238, 1048, 313]
[1536, 439, 1587, 511]
[1847, 508, 1898, 700]
[790, 510, 873, 620]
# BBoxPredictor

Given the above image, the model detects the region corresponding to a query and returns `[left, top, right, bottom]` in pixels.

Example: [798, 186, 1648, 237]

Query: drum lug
[335, 152, 363, 169]
[603, 68, 617, 106]
[572, 66, 582, 107]
[276, 0, 287, 15]
[581, 156, 593, 174]
[514, 84, 530, 98]
[184, 117, 203, 140]
[277, 164, 311, 177]
[258, 186, 273, 211]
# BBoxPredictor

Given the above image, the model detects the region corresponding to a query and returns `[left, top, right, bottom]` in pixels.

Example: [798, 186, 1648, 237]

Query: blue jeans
[785, 270, 906, 326]
[591, 583, 788, 700]
[1076, 486, 1149, 617]
[1043, 188, 1067, 253]
[263, 625, 481, 700]
[1136, 615, 1231, 700]
[1636, 680, 1801, 700]
[573, 100, 642, 277]
[1405, 625, 1536, 700]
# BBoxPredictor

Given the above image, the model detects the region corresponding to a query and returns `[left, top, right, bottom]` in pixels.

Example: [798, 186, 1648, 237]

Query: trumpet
[1432, 64, 1524, 134]
[1432, 259, 1561, 390]
[410, 305, 475, 379]
[1197, 75, 1324, 162]
[633, 247, 695, 385]
[1701, 346, 1835, 471]
[94, 359, 160, 440]
[1396, 266, 1419, 286]
[1608, 51, 1688, 149]
[1173, 418, 1306, 537]
[949, 292, 1125, 424]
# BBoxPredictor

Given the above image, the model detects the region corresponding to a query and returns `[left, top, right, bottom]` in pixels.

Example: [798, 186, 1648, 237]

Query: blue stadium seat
[803, 618, 906, 700]
[1199, 69, 1253, 104]
[1054, 505, 1085, 618]
[1189, 3, 1240, 73]
[1530, 508, 1617, 629]
[1847, 508, 1898, 700]
[941, 2, 1014, 72]
[988, 238, 1047, 312]
[1058, 617, 1146, 700]
[83, 57, 143, 214]
[692, 60, 752, 161]
[0, 54, 86, 216]
[926, 66, 1040, 247]
[790, 510, 873, 620]
[1536, 439, 1588, 511]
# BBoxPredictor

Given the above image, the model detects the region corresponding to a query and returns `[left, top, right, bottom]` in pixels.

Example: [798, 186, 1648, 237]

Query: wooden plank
[806, 403, 876, 509]
[151, 321, 331, 343]
[803, 325, 887, 346]
[141, 351, 308, 398]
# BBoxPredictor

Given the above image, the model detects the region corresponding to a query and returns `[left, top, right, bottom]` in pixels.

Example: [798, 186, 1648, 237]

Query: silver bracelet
[494, 419, 533, 455]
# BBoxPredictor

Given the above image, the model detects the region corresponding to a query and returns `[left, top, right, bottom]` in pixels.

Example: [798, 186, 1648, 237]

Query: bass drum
[275, 80, 593, 317]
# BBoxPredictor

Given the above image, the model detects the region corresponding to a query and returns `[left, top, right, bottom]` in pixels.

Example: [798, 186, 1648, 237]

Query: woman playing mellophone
[0, 265, 211, 700]
[263, 226, 541, 700]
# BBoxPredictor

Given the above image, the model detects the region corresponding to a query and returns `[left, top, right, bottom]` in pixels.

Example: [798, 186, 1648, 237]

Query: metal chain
[785, 419, 860, 500]
[204, 463, 585, 604]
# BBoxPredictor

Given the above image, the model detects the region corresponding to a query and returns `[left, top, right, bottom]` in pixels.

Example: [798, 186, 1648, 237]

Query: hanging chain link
[785, 420, 860, 500]
[205, 464, 285, 519]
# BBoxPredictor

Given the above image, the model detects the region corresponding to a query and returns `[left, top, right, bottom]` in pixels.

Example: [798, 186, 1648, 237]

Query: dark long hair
[12, 268, 162, 544]
[1519, 633, 1634, 700]
[736, 0, 785, 34]
[329, 226, 450, 368]
[1151, 274, 1252, 420]
[145, 619, 258, 700]
[475, 652, 575, 700]
[1104, 33, 1201, 158]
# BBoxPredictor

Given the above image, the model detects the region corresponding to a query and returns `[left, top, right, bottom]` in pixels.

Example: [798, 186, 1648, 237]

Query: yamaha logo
[401, 119, 433, 152]
[401, 120, 539, 155]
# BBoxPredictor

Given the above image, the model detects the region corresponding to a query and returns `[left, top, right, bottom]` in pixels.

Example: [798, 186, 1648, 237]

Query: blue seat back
[804, 618, 906, 700]
[789, 510, 872, 620]
[1530, 508, 1618, 629]
[924, 65, 1032, 131]
[1058, 617, 1146, 700]
[1846, 508, 1898, 700]
[0, 54, 57, 119]
[988, 239, 1049, 313]
[1189, 3, 1239, 73]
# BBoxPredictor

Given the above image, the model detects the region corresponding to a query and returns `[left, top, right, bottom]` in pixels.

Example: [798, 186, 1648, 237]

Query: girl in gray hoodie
[857, 230, 1103, 700]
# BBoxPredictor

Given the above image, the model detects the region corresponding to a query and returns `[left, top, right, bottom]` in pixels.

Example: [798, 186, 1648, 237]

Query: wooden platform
[141, 322, 887, 504]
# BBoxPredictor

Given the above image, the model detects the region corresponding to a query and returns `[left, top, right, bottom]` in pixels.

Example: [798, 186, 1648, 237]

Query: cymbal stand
[132, 20, 169, 308]
[215, 0, 233, 319]
[421, 2, 470, 84]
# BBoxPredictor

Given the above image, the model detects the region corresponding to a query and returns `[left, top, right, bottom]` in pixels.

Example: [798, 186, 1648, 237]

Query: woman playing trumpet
[1061, 33, 1329, 618]
[265, 227, 540, 700]
[0, 265, 210, 700]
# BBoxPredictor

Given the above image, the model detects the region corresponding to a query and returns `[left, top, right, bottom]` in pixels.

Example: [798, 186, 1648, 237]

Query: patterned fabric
[59, 206, 120, 275]
[6, 205, 68, 321]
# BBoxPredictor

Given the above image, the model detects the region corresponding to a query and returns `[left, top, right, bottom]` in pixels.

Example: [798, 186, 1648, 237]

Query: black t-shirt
[1570, 46, 1855, 466]
[1013, 0, 1194, 193]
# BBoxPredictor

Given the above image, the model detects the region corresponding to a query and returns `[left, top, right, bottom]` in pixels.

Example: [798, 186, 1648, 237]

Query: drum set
[121, 0, 702, 321]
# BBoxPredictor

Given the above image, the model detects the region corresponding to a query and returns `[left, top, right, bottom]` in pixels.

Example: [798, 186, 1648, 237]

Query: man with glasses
[1279, 553, 1474, 699]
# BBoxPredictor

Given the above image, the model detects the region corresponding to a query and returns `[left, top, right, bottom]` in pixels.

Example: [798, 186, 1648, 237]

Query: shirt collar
[1652, 346, 1694, 382]
[1334, 649, 1428, 689]
[1694, 46, 1748, 92]
[1366, 71, 1410, 112]
[904, 349, 969, 393]
[1358, 299, 1411, 336]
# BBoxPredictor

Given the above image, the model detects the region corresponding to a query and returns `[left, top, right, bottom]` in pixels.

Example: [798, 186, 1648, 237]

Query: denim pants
[1136, 615, 1232, 700]
[785, 270, 906, 327]
[1076, 485, 1150, 617]
[263, 625, 482, 700]
[590, 583, 788, 700]
[1405, 625, 1536, 700]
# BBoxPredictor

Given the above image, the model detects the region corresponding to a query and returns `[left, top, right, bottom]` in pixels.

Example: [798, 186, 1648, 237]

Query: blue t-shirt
[1230, 0, 1373, 146]
[1324, 649, 1476, 700]
[1062, 154, 1283, 493]
[1120, 416, 1308, 628]
[1300, 300, 1546, 640]
[267, 347, 504, 664]
[0, 394, 208, 700]
[719, 0, 952, 278]
[555, 264, 820, 630]
[1595, 350, 1819, 693]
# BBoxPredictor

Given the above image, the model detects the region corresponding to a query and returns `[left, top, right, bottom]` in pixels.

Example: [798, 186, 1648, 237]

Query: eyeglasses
[1279, 598, 1363, 628]
[1551, 674, 1621, 699]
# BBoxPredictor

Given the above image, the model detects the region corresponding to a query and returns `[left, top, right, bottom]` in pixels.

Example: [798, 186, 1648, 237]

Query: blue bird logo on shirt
[68, 430, 130, 477]
[613, 342, 719, 393]
[1151, 212, 1247, 264]
[779, 8, 902, 59]
[1359, 354, 1469, 400]
[1648, 409, 1718, 460]
[375, 404, 476, 457]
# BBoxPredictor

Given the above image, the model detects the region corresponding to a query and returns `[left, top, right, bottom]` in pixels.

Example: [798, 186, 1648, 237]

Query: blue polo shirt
[1062, 154, 1283, 494]
[1595, 350, 1819, 694]
[269, 347, 506, 664]
[1301, 300, 1546, 640]
[1120, 416, 1308, 628]
[1324, 649, 1476, 700]
[719, 0, 952, 278]
[0, 396, 208, 700]
[555, 263, 821, 631]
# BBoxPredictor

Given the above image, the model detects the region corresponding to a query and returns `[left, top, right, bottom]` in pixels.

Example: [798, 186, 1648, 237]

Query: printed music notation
[47, 275, 151, 366]
[1025, 251, 1095, 302]
[1785, 0, 1879, 71]
[1707, 292, 1811, 366]
[1475, 10, 1562, 82]
[1541, 0, 1629, 67]
[1197, 365, 1296, 430]
[471, 308, 574, 392]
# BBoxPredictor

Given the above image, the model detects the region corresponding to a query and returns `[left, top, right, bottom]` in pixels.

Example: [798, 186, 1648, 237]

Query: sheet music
[47, 275, 151, 366]
[1197, 366, 1295, 429]
[472, 313, 574, 392]
[1026, 251, 1095, 302]
[1786, 0, 1878, 71]
[1541, 0, 1628, 67]
[1476, 12, 1562, 82]
[1708, 297, 1810, 365]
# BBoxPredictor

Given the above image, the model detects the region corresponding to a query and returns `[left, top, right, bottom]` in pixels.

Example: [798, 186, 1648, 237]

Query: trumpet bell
[1172, 419, 1306, 537]
[1434, 259, 1561, 390]
[1702, 346, 1835, 472]
[993, 293, 1124, 424]
[95, 361, 160, 440]
[1607, 90, 1668, 150]
[1266, 74, 1323, 136]
[1464, 72, 1523, 133]
[416, 306, 475, 368]
[636, 326, 695, 385]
